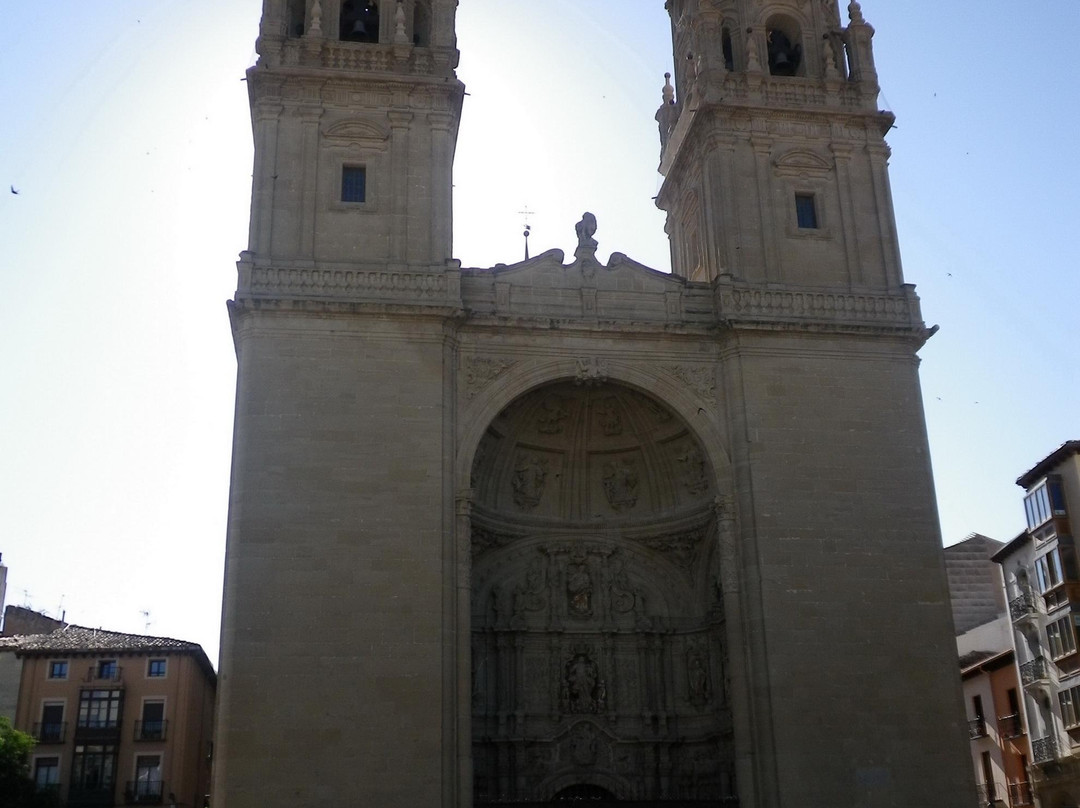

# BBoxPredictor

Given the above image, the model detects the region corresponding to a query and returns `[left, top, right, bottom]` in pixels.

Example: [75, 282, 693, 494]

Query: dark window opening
[722, 27, 734, 71]
[342, 166, 367, 203]
[795, 194, 818, 229]
[287, 0, 305, 37]
[147, 659, 166, 678]
[48, 660, 68, 679]
[341, 1, 379, 43]
[413, 1, 431, 46]
[767, 26, 802, 76]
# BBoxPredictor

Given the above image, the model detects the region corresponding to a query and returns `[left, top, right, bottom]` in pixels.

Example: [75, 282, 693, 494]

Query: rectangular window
[1036, 550, 1063, 593]
[1047, 615, 1078, 659]
[34, 757, 60, 790]
[131, 755, 163, 803]
[146, 659, 166, 678]
[138, 701, 166, 741]
[71, 744, 117, 795]
[341, 166, 367, 203]
[78, 689, 123, 730]
[48, 660, 68, 680]
[795, 193, 818, 229]
[1026, 483, 1054, 530]
[39, 703, 65, 743]
[97, 660, 118, 680]
[1061, 685, 1080, 728]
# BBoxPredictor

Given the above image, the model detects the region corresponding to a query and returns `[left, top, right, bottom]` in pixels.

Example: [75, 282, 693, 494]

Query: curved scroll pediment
[323, 118, 391, 145]
[773, 148, 833, 178]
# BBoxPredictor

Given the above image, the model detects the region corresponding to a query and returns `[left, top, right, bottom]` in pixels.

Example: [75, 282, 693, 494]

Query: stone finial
[575, 213, 598, 249]
[847, 0, 865, 24]
[662, 73, 675, 105]
[394, 0, 408, 44]
[745, 32, 762, 72]
[309, 0, 323, 35]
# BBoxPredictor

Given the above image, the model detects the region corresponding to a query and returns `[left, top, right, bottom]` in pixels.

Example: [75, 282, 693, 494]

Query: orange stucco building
[6, 626, 215, 808]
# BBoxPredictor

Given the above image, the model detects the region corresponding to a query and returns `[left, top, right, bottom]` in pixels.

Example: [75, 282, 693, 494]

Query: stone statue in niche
[561, 652, 605, 714]
[687, 645, 711, 709]
[595, 397, 623, 436]
[675, 444, 710, 495]
[536, 395, 569, 434]
[602, 459, 639, 511]
[512, 454, 548, 510]
[566, 561, 593, 617]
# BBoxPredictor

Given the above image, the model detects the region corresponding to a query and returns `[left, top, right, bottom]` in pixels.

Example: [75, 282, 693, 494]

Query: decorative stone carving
[512, 454, 549, 510]
[536, 395, 569, 434]
[629, 390, 673, 423]
[575, 212, 598, 249]
[568, 722, 600, 766]
[465, 356, 515, 400]
[513, 557, 550, 618]
[595, 397, 623, 436]
[602, 459, 639, 512]
[643, 528, 707, 571]
[675, 444, 710, 495]
[575, 357, 610, 386]
[561, 651, 606, 714]
[664, 364, 717, 404]
[686, 644, 711, 710]
[566, 560, 593, 618]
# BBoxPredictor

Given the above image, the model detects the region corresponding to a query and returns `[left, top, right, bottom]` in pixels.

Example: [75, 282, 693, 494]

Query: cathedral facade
[215, 1, 975, 806]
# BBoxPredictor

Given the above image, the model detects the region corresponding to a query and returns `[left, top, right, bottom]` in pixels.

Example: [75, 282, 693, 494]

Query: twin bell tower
[215, 2, 974, 807]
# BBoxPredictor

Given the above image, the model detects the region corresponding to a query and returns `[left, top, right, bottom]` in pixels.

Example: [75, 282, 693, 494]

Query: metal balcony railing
[1010, 591, 1042, 621]
[135, 720, 167, 741]
[124, 781, 165, 805]
[84, 666, 124, 683]
[975, 783, 996, 805]
[1020, 656, 1052, 686]
[32, 721, 67, 743]
[1033, 735, 1059, 764]
[998, 713, 1025, 739]
[1009, 781, 1035, 806]
[74, 718, 122, 742]
[968, 717, 988, 739]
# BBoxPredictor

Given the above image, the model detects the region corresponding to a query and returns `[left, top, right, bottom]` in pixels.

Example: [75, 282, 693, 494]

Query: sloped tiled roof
[8, 625, 202, 654]
[1, 625, 216, 682]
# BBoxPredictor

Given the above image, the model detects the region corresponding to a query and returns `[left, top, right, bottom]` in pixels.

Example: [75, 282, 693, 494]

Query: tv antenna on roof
[140, 609, 153, 632]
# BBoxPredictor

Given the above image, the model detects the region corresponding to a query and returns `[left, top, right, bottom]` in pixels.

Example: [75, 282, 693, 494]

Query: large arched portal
[469, 381, 736, 806]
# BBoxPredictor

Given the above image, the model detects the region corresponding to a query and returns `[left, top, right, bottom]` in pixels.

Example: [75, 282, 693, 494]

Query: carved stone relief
[602, 459, 639, 512]
[511, 454, 548, 510]
[663, 364, 717, 403]
[594, 397, 623, 436]
[536, 395, 570, 434]
[465, 356, 515, 400]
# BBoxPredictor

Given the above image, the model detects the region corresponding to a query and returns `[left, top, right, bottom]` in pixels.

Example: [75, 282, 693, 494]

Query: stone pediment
[460, 248, 689, 323]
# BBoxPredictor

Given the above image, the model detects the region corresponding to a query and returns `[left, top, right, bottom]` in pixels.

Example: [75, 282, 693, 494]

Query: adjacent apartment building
[3, 625, 216, 808]
[947, 533, 1034, 806]
[995, 441, 1080, 807]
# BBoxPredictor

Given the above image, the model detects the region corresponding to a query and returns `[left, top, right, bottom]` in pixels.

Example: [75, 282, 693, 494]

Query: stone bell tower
[216, 1, 975, 807]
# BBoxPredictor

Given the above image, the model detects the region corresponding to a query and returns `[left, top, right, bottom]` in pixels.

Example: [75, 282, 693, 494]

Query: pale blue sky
[1, 1, 1077, 665]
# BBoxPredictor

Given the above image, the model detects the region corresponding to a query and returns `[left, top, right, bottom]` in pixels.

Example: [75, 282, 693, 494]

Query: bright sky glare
[1, 1, 1077, 667]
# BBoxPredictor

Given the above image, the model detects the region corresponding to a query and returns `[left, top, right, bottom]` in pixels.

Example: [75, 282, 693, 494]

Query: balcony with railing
[998, 713, 1025, 739]
[1009, 781, 1035, 806]
[1020, 656, 1052, 688]
[68, 785, 116, 807]
[1010, 591, 1042, 623]
[125, 780, 165, 805]
[975, 783, 996, 805]
[968, 717, 988, 739]
[32, 721, 67, 744]
[84, 666, 124, 684]
[1032, 734, 1059, 764]
[135, 720, 167, 742]
[74, 718, 122, 742]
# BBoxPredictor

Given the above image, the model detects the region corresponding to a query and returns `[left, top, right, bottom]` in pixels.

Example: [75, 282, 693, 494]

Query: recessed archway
[469, 380, 736, 805]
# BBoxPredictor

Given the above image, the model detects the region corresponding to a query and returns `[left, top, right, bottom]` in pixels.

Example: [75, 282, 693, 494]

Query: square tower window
[341, 166, 367, 204]
[795, 194, 818, 229]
